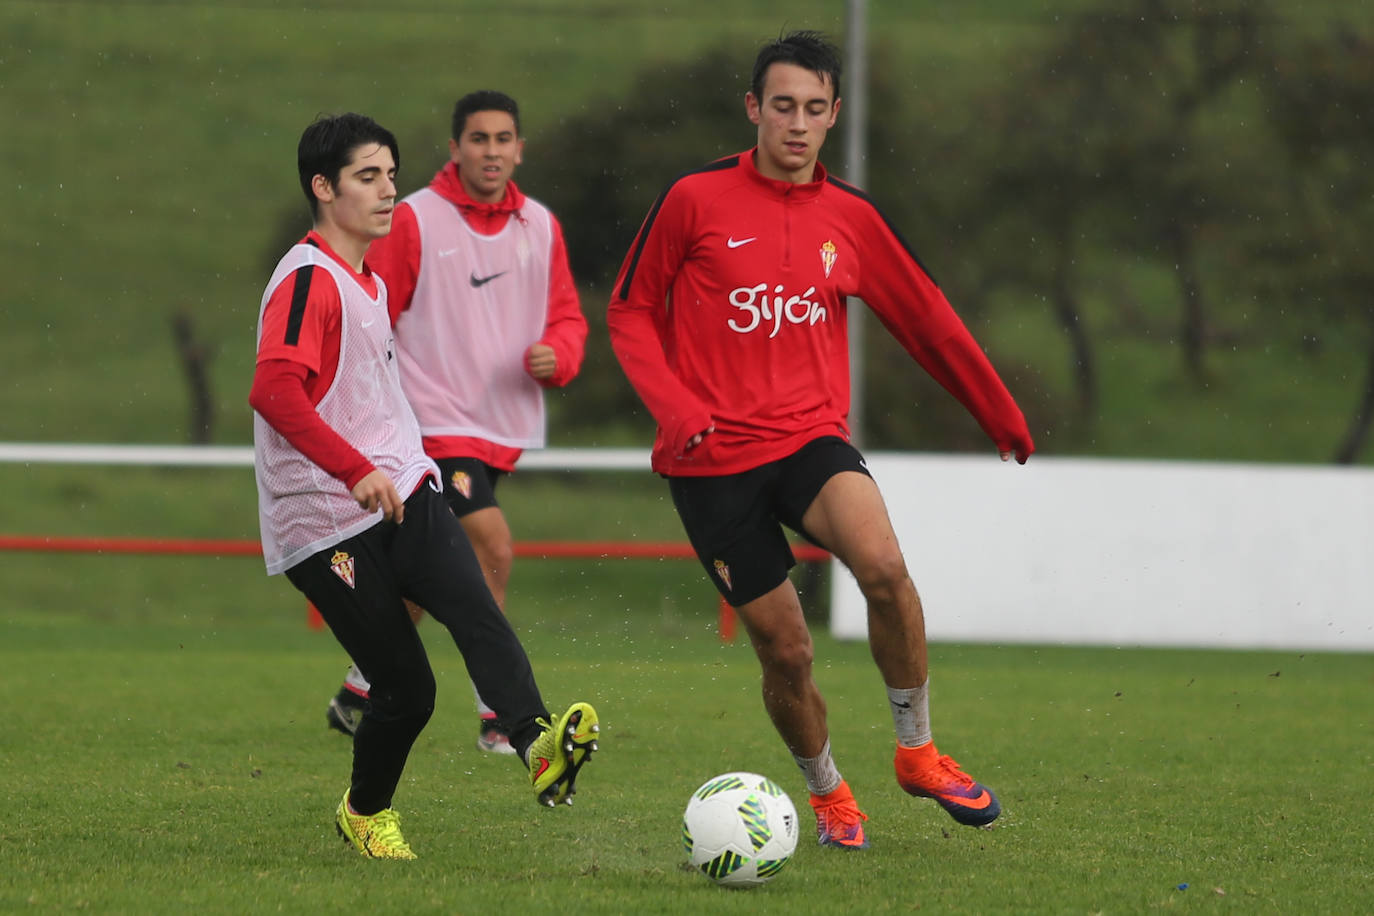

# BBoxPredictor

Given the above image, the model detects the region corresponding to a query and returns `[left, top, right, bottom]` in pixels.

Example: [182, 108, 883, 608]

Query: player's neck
[458, 175, 509, 206]
[313, 223, 370, 273]
[753, 148, 819, 185]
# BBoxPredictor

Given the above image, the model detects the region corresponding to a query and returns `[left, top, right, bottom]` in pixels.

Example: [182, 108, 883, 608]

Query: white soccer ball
[681, 771, 799, 888]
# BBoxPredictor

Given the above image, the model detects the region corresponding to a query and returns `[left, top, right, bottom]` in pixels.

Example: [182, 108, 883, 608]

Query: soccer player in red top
[322, 92, 588, 754]
[250, 114, 598, 858]
[608, 31, 1034, 849]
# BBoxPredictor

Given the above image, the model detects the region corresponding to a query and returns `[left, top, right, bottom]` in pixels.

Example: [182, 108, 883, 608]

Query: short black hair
[751, 30, 842, 103]
[451, 90, 521, 140]
[297, 113, 399, 218]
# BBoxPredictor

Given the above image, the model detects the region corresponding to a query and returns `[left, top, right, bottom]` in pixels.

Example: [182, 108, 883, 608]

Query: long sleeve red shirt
[607, 149, 1033, 476]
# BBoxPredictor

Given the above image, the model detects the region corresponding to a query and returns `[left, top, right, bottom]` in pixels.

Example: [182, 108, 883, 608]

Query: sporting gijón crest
[450, 470, 473, 499]
[330, 550, 357, 589]
[713, 558, 733, 591]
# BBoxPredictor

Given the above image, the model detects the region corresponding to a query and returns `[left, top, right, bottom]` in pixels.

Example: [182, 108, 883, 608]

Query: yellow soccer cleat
[527, 701, 600, 807]
[335, 789, 417, 859]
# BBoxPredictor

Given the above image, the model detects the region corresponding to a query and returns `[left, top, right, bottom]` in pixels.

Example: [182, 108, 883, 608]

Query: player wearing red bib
[608, 32, 1032, 849]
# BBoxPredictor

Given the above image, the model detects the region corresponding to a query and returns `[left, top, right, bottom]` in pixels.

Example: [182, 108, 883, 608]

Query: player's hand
[684, 425, 715, 452]
[998, 436, 1034, 465]
[351, 469, 405, 523]
[525, 343, 557, 380]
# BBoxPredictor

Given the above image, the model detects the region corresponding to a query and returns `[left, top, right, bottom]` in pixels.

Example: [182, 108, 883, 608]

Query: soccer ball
[681, 771, 799, 888]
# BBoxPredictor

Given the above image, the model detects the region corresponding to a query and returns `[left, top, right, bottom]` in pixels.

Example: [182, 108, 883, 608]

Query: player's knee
[485, 536, 514, 578]
[371, 666, 437, 725]
[470, 530, 514, 581]
[757, 633, 815, 682]
[853, 551, 912, 606]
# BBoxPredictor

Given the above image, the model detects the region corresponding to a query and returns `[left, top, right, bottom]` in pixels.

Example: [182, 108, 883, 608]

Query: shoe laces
[931, 754, 976, 789]
[814, 793, 868, 837]
[367, 809, 410, 852]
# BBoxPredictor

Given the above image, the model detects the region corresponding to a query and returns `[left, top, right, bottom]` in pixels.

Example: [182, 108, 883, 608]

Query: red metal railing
[0, 533, 829, 642]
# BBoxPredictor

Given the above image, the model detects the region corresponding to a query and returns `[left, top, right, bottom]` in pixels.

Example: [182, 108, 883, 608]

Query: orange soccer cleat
[895, 743, 1001, 827]
[809, 779, 869, 849]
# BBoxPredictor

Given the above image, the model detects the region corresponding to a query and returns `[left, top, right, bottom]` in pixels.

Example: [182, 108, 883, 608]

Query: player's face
[450, 110, 524, 203]
[746, 62, 840, 184]
[312, 142, 397, 243]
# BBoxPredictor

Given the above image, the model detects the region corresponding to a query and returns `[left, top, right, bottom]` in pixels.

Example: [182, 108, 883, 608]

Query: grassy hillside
[3, 0, 1371, 464]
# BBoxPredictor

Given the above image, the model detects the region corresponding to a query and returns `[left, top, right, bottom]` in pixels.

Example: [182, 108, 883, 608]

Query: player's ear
[745, 92, 761, 126]
[311, 173, 335, 204]
[514, 137, 525, 168]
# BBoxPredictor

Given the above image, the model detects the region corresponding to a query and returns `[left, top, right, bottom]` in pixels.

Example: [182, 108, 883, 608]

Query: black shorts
[668, 436, 870, 607]
[435, 456, 507, 518]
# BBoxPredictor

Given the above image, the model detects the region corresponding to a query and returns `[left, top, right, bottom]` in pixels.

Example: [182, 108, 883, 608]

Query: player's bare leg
[735, 582, 867, 847]
[802, 470, 1001, 827]
[457, 506, 514, 610]
[733, 583, 827, 757]
[800, 472, 926, 687]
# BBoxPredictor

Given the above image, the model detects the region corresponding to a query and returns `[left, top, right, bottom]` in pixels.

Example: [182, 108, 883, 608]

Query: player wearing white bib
[323, 91, 587, 755]
[251, 114, 598, 859]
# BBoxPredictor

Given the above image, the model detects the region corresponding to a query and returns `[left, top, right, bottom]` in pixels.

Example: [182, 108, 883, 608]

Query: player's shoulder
[267, 261, 341, 305]
[651, 154, 749, 223]
[399, 185, 435, 207]
[822, 174, 936, 281]
[664, 153, 746, 196]
[514, 191, 555, 224]
[822, 173, 884, 216]
[823, 174, 909, 235]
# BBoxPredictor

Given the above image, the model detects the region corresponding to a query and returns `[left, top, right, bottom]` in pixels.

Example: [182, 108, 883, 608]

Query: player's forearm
[607, 308, 713, 454]
[539, 308, 588, 387]
[249, 361, 377, 487]
[911, 330, 1033, 456]
[539, 228, 588, 386]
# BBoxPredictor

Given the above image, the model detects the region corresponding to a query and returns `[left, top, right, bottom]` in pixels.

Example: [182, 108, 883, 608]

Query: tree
[1260, 23, 1374, 462]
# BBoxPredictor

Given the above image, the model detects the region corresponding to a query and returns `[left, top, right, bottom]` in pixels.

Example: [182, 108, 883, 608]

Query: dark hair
[751, 30, 842, 103]
[296, 113, 400, 217]
[451, 90, 521, 140]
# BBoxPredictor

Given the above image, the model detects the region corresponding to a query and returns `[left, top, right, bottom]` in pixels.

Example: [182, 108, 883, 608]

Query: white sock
[345, 664, 371, 696]
[472, 681, 495, 718]
[887, 682, 931, 747]
[793, 740, 842, 796]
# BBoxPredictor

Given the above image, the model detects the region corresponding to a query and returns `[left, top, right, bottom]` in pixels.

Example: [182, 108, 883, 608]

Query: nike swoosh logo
[949, 788, 994, 808]
[438, 247, 459, 257]
[470, 271, 507, 287]
[891, 700, 911, 709]
[360, 318, 376, 328]
[726, 236, 757, 248]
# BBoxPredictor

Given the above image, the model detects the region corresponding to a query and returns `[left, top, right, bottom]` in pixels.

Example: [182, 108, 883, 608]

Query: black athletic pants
[286, 482, 546, 813]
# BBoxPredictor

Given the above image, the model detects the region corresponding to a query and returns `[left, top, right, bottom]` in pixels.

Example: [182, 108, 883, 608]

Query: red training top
[607, 149, 1033, 476]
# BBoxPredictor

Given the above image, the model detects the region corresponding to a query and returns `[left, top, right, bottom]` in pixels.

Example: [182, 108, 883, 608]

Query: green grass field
[1, 459, 1371, 912]
[4, 570, 1370, 913]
